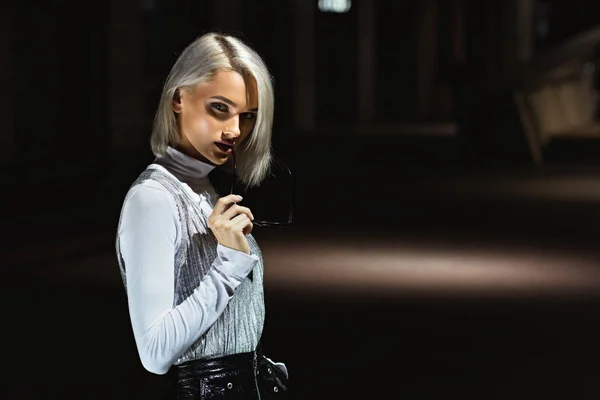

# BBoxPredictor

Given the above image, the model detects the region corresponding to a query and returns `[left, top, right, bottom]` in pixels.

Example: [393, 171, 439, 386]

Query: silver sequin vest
[116, 165, 265, 363]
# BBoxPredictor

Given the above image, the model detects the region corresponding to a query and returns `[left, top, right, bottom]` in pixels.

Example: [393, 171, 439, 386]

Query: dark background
[4, 0, 600, 398]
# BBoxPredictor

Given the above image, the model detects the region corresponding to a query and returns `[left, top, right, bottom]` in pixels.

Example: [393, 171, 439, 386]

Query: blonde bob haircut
[150, 32, 275, 188]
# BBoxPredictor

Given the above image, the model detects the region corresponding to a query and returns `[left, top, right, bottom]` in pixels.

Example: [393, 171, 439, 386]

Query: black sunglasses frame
[230, 149, 293, 228]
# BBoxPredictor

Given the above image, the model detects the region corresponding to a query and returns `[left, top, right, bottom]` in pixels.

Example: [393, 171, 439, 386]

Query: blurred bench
[513, 28, 600, 164]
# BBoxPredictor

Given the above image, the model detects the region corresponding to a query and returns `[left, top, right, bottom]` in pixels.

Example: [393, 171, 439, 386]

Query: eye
[210, 102, 229, 113]
[242, 112, 257, 120]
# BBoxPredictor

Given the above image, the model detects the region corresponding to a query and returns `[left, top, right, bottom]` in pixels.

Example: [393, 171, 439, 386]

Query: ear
[172, 89, 183, 113]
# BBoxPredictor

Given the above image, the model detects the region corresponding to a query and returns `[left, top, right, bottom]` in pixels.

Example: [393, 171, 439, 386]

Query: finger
[243, 221, 253, 236]
[213, 194, 244, 215]
[231, 213, 253, 234]
[221, 204, 254, 221]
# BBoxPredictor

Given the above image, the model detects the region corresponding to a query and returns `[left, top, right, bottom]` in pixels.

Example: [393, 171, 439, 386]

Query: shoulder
[122, 176, 179, 218]
[118, 176, 182, 246]
[117, 177, 183, 258]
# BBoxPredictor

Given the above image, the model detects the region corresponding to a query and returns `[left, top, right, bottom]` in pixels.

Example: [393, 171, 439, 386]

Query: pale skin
[172, 70, 258, 255]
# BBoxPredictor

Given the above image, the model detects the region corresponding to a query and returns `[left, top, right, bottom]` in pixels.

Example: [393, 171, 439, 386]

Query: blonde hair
[150, 32, 275, 188]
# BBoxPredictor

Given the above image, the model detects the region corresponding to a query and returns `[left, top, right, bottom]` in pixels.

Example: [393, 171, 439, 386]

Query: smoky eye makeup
[210, 102, 229, 113]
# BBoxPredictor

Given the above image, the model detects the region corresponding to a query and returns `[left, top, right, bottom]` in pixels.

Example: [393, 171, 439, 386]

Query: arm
[118, 181, 258, 375]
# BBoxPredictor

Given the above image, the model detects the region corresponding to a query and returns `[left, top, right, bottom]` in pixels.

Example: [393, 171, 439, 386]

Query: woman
[115, 32, 288, 399]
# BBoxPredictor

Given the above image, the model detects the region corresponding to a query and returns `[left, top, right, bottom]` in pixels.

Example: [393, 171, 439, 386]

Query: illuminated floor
[4, 226, 599, 399]
[19, 227, 600, 300]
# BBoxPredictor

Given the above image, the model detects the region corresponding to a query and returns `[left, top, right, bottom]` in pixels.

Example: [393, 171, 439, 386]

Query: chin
[209, 153, 230, 166]
[193, 147, 227, 166]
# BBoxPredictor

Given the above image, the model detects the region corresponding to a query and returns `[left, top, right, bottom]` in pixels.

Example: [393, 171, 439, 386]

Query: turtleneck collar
[154, 146, 216, 187]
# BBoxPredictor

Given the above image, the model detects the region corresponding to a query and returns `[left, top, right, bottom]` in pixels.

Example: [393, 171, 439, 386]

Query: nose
[223, 115, 241, 138]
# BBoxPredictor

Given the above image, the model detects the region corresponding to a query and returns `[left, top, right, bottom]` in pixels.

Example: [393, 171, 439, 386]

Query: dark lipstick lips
[215, 141, 234, 149]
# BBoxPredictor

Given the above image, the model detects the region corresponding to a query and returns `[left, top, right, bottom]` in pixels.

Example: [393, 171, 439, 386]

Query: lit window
[318, 0, 352, 13]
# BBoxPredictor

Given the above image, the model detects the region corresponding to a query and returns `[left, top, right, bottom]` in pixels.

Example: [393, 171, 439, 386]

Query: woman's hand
[208, 194, 254, 254]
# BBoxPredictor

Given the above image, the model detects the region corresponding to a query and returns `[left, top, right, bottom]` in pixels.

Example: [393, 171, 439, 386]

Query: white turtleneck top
[117, 146, 260, 375]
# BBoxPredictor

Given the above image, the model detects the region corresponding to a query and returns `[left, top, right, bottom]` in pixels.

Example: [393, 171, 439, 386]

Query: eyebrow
[210, 95, 258, 112]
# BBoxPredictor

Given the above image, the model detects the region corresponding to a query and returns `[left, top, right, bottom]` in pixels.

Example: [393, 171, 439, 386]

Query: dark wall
[375, 0, 418, 121]
[315, 3, 359, 126]
[13, 1, 109, 174]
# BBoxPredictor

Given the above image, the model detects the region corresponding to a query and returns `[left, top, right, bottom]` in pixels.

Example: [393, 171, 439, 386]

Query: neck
[175, 142, 216, 167]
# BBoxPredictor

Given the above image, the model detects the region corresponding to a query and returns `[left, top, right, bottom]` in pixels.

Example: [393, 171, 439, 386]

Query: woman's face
[174, 70, 258, 166]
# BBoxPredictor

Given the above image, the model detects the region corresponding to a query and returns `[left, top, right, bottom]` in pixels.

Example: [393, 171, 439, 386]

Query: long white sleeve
[118, 180, 259, 375]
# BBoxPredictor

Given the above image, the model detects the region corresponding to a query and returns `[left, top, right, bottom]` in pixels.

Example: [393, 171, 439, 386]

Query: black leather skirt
[169, 349, 288, 399]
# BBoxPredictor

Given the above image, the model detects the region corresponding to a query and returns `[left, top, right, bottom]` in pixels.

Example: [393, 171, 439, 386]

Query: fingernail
[236, 195, 243, 201]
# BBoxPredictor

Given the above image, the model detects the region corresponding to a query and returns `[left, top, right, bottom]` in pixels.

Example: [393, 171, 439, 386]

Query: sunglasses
[229, 148, 293, 228]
